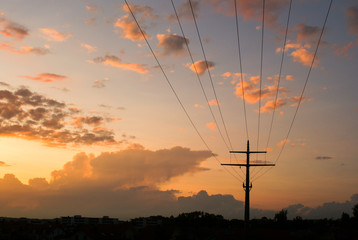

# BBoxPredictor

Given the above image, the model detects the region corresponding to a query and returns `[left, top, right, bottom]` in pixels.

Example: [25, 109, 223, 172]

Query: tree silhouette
[353, 204, 358, 219]
[274, 209, 288, 223]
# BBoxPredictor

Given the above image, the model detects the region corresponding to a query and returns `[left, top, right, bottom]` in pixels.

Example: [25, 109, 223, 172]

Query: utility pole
[221, 140, 275, 237]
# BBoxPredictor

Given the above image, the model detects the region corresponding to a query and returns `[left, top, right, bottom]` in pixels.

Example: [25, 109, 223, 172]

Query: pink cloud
[206, 122, 216, 131]
[40, 28, 73, 42]
[19, 73, 67, 83]
[204, 0, 288, 28]
[93, 55, 149, 74]
[208, 99, 218, 106]
[334, 42, 354, 57]
[81, 43, 97, 53]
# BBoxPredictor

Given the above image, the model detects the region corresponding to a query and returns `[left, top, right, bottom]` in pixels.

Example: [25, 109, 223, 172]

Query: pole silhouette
[222, 140, 275, 237]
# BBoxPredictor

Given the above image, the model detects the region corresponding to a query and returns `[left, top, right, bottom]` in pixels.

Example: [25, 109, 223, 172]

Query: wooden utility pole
[221, 140, 275, 237]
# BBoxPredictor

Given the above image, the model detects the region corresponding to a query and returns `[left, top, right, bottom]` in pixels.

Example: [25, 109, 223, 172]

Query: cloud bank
[0, 145, 356, 220]
[0, 85, 124, 146]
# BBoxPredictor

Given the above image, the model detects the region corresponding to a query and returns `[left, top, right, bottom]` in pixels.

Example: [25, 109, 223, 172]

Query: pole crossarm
[225, 140, 275, 237]
[222, 163, 275, 167]
[230, 151, 267, 153]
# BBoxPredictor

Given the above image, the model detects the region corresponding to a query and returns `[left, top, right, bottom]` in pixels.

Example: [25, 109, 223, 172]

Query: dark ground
[1, 211, 358, 240]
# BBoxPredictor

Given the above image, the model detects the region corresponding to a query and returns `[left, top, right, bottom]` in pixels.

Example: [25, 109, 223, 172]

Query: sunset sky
[0, 0, 357, 220]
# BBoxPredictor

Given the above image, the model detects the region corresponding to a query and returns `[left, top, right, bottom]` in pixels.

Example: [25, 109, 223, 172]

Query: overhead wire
[253, 0, 334, 182]
[234, 0, 249, 141]
[256, 0, 266, 159]
[187, 0, 235, 153]
[124, 0, 243, 182]
[251, 0, 293, 180]
[251, 0, 266, 178]
[171, 0, 245, 179]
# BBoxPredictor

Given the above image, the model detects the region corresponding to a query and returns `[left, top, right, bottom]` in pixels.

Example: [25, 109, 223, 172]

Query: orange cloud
[235, 78, 289, 104]
[0, 15, 29, 40]
[259, 99, 287, 113]
[194, 104, 205, 109]
[290, 48, 316, 67]
[40, 28, 73, 42]
[285, 75, 294, 81]
[115, 15, 148, 41]
[0, 42, 50, 55]
[206, 122, 216, 131]
[81, 43, 97, 53]
[189, 60, 215, 75]
[0, 161, 10, 167]
[0, 85, 125, 146]
[93, 55, 149, 74]
[19, 73, 67, 83]
[208, 99, 218, 106]
[277, 139, 290, 147]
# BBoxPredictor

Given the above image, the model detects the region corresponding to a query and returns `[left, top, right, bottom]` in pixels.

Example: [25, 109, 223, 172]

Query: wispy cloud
[194, 104, 205, 109]
[334, 42, 354, 57]
[40, 28, 73, 42]
[315, 156, 333, 160]
[0, 42, 50, 55]
[19, 73, 67, 83]
[92, 78, 109, 88]
[0, 161, 10, 167]
[0, 15, 29, 40]
[81, 43, 97, 53]
[92, 55, 149, 74]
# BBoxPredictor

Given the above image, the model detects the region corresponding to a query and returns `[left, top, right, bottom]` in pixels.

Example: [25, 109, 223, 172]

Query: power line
[124, 0, 243, 182]
[253, 0, 334, 182]
[171, 0, 245, 179]
[187, 0, 234, 152]
[234, 0, 249, 141]
[252, 0, 293, 180]
[256, 0, 266, 158]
